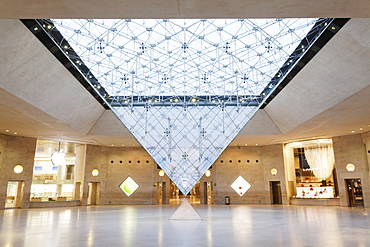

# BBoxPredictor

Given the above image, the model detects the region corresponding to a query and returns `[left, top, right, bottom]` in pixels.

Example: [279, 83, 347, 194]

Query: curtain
[304, 145, 335, 180]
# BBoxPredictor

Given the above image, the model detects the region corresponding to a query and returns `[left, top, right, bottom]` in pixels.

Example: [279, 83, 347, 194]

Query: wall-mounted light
[271, 168, 277, 176]
[346, 164, 355, 172]
[159, 170, 165, 177]
[92, 169, 99, 176]
[14, 164, 23, 174]
[205, 170, 211, 177]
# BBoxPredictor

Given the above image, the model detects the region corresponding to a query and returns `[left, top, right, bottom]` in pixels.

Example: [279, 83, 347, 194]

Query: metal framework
[22, 18, 340, 195]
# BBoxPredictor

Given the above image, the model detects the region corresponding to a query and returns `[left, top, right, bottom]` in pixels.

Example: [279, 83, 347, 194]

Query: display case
[296, 186, 334, 199]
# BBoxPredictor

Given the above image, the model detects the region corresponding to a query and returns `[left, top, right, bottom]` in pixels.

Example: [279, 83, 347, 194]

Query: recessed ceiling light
[351, 130, 355, 133]
[14, 132, 17, 135]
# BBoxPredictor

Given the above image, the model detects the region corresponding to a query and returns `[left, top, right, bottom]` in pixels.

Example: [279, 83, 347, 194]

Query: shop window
[287, 139, 337, 199]
[30, 140, 76, 201]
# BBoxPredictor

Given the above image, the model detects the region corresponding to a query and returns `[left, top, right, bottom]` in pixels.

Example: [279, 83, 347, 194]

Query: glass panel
[52, 19, 317, 97]
[49, 18, 326, 195]
[288, 139, 336, 198]
[31, 140, 76, 201]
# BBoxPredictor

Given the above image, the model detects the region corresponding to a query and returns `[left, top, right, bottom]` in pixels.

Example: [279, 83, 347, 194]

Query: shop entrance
[87, 182, 100, 205]
[5, 181, 24, 208]
[157, 182, 166, 204]
[345, 179, 363, 207]
[203, 182, 212, 204]
[270, 181, 282, 204]
[169, 182, 200, 204]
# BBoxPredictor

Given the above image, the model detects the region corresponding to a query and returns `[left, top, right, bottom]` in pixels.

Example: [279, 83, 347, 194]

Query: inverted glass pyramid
[48, 18, 324, 195]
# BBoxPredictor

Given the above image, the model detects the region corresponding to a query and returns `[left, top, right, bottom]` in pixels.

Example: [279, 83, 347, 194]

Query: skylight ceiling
[43, 18, 330, 195]
[52, 19, 317, 100]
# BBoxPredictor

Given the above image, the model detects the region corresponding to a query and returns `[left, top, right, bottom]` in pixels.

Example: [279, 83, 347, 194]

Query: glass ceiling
[52, 19, 316, 99]
[47, 18, 325, 195]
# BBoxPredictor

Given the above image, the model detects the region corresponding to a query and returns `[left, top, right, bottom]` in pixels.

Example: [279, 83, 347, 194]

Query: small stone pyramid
[169, 198, 202, 220]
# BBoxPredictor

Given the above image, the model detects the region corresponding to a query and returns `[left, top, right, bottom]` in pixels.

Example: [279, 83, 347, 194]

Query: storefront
[285, 139, 340, 206]
[30, 140, 77, 202]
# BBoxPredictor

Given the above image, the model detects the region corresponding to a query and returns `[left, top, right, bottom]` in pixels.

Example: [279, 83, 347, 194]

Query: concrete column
[283, 146, 296, 202]
[74, 144, 86, 202]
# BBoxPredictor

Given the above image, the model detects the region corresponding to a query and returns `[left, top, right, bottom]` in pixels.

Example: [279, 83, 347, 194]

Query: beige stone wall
[200, 145, 286, 205]
[83, 145, 171, 205]
[262, 144, 287, 204]
[1, 132, 369, 208]
[333, 133, 370, 207]
[0, 134, 36, 209]
[83, 143, 287, 206]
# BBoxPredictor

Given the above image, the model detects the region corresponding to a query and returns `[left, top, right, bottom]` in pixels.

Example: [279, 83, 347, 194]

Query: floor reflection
[169, 195, 200, 205]
[0, 205, 369, 247]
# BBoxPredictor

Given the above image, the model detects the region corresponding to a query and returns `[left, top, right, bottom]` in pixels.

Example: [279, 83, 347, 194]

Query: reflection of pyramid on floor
[169, 198, 202, 220]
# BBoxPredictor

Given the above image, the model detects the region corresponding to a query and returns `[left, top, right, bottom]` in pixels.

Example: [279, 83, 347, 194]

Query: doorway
[5, 181, 25, 208]
[74, 182, 81, 200]
[270, 181, 282, 204]
[87, 182, 100, 205]
[157, 182, 166, 204]
[203, 182, 212, 204]
[346, 179, 364, 207]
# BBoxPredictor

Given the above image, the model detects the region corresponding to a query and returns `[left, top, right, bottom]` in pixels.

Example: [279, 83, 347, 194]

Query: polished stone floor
[0, 203, 369, 247]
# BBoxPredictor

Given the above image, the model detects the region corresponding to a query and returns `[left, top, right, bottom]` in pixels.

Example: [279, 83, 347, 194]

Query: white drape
[304, 145, 335, 180]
